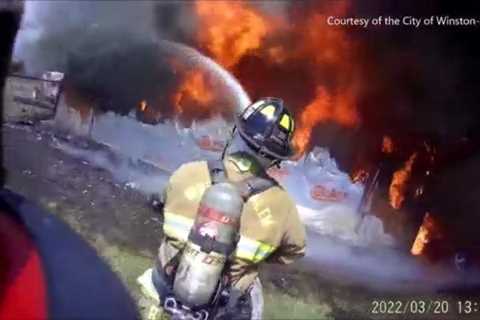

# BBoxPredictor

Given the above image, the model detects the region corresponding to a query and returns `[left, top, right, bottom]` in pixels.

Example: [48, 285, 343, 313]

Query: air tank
[173, 182, 244, 307]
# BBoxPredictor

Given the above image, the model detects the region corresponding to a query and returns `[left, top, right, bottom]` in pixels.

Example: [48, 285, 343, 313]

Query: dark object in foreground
[0, 189, 139, 319]
[0, 2, 24, 186]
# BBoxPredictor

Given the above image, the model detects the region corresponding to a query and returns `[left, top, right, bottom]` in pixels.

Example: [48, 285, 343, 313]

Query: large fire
[389, 152, 417, 209]
[192, 0, 360, 155]
[61, 1, 470, 265]
[170, 2, 455, 261]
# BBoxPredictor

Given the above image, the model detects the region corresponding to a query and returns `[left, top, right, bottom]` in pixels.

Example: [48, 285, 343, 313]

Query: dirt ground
[3, 123, 475, 320]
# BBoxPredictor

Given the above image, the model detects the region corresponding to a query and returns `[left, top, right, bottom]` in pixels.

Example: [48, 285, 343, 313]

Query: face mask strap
[258, 147, 282, 169]
[221, 126, 237, 160]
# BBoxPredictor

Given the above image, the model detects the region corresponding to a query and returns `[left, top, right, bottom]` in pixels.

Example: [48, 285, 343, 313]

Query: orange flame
[293, 86, 359, 154]
[382, 135, 394, 154]
[195, 1, 271, 68]
[193, 1, 360, 154]
[389, 152, 417, 209]
[411, 212, 440, 256]
[352, 169, 369, 184]
[139, 100, 147, 112]
[174, 70, 214, 117]
[294, 6, 352, 67]
[289, 2, 360, 155]
[137, 99, 162, 124]
[267, 46, 288, 64]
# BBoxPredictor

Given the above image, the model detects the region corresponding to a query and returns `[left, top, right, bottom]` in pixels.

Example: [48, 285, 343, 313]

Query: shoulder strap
[236, 176, 277, 201]
[207, 159, 226, 184]
[207, 159, 277, 200]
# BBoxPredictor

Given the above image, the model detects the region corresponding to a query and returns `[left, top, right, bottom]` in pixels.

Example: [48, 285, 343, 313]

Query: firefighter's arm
[266, 205, 306, 264]
[159, 164, 194, 249]
[156, 164, 194, 272]
[155, 175, 182, 271]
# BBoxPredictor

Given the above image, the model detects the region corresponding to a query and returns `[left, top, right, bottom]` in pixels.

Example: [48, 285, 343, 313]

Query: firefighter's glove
[150, 194, 164, 213]
[215, 288, 250, 320]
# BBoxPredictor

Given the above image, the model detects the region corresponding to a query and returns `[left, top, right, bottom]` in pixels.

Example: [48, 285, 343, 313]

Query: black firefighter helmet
[235, 97, 295, 160]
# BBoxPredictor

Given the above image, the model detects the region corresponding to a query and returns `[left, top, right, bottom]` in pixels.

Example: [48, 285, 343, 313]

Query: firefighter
[139, 97, 306, 319]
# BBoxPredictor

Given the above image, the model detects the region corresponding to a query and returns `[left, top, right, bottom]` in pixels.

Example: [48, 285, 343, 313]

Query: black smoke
[65, 32, 178, 117]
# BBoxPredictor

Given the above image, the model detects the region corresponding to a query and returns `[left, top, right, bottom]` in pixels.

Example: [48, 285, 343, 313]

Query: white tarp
[274, 148, 393, 247]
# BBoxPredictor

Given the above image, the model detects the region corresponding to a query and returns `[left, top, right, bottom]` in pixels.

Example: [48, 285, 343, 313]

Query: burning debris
[410, 212, 443, 257]
[139, 100, 147, 112]
[389, 152, 417, 210]
[136, 100, 162, 125]
[351, 169, 369, 184]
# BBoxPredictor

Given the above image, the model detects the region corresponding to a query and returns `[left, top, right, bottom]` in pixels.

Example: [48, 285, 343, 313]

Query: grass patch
[263, 281, 333, 320]
[263, 291, 333, 320]
[92, 236, 152, 292]
[54, 210, 369, 320]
